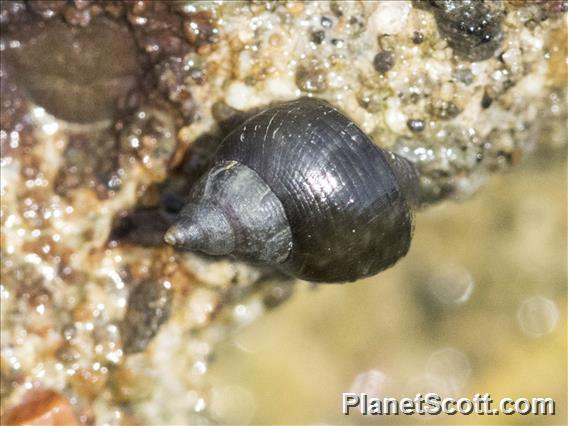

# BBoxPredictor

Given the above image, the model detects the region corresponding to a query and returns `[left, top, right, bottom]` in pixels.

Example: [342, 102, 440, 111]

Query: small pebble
[331, 38, 344, 48]
[456, 68, 474, 85]
[311, 30, 325, 45]
[373, 50, 395, 74]
[481, 92, 493, 109]
[407, 119, 426, 133]
[321, 16, 332, 28]
[412, 31, 424, 44]
[295, 63, 328, 93]
[121, 280, 173, 354]
[445, 102, 462, 118]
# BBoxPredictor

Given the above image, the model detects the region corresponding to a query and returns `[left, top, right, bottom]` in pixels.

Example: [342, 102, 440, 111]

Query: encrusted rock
[2, 388, 79, 426]
[0, 1, 565, 424]
[55, 130, 121, 199]
[121, 280, 173, 354]
[419, 0, 505, 62]
[3, 17, 140, 123]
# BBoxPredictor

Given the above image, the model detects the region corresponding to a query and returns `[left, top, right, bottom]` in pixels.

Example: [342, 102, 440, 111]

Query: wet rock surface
[3, 17, 141, 123]
[121, 279, 172, 354]
[54, 130, 121, 198]
[2, 388, 79, 426]
[0, 1, 565, 424]
[417, 0, 505, 62]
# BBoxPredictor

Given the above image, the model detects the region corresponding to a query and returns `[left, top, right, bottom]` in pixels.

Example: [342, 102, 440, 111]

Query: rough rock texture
[416, 0, 505, 62]
[0, 1, 565, 424]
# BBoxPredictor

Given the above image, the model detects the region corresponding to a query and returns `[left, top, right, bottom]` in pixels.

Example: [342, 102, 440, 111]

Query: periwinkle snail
[165, 98, 419, 283]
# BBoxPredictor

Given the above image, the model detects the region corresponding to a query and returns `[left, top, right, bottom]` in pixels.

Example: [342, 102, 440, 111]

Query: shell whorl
[166, 98, 419, 283]
[165, 160, 292, 263]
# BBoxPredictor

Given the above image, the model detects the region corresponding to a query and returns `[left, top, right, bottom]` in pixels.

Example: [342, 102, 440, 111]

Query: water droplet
[427, 265, 474, 305]
[349, 369, 391, 398]
[426, 348, 471, 394]
[517, 296, 559, 337]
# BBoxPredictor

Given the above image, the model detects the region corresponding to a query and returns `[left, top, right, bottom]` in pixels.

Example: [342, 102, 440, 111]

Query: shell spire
[164, 204, 235, 256]
[165, 160, 293, 264]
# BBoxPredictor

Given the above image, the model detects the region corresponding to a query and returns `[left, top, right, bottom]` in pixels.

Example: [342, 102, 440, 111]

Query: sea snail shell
[165, 98, 419, 283]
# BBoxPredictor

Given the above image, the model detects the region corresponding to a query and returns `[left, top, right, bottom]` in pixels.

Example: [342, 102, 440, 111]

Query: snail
[165, 98, 419, 283]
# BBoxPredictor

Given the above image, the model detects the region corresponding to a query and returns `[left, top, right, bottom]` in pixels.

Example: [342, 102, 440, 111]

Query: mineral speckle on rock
[295, 61, 329, 93]
[373, 50, 396, 74]
[481, 91, 494, 109]
[320, 15, 333, 29]
[407, 118, 426, 133]
[311, 29, 326, 45]
[54, 130, 121, 199]
[121, 280, 173, 354]
[412, 30, 425, 44]
[0, 1, 565, 424]
[455, 67, 475, 85]
[118, 103, 178, 182]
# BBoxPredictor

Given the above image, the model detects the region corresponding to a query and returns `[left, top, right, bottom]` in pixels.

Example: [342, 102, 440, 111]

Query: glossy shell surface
[214, 98, 416, 282]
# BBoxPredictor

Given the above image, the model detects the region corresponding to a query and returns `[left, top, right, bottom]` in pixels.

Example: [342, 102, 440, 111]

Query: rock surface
[0, 1, 565, 424]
